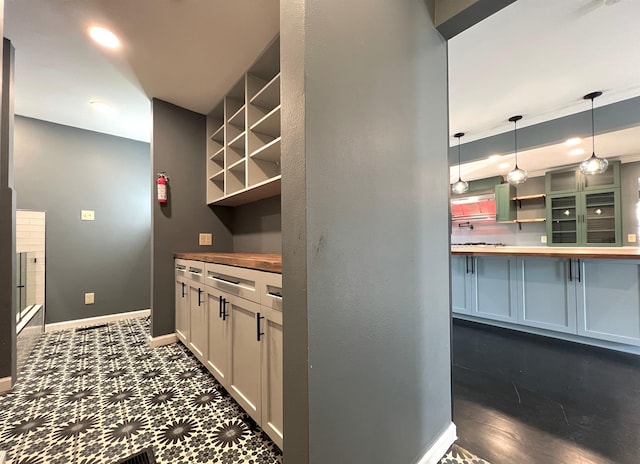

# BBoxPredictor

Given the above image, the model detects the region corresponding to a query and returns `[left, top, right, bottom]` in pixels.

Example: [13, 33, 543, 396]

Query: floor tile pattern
[0, 317, 282, 464]
[0, 316, 488, 464]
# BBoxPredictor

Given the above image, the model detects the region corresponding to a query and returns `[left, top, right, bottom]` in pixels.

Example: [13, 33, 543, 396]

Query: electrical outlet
[199, 233, 213, 246]
[84, 292, 95, 305]
[541, 235, 547, 243]
[81, 210, 95, 221]
[628, 234, 637, 243]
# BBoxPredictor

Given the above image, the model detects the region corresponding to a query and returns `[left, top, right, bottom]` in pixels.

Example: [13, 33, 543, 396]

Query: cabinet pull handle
[218, 295, 223, 318]
[197, 288, 203, 306]
[189, 270, 203, 276]
[175, 265, 186, 271]
[471, 257, 475, 274]
[222, 298, 228, 321]
[577, 259, 582, 283]
[568, 259, 573, 282]
[210, 275, 241, 286]
[465, 256, 469, 274]
[181, 282, 186, 297]
[256, 313, 265, 341]
[268, 291, 283, 299]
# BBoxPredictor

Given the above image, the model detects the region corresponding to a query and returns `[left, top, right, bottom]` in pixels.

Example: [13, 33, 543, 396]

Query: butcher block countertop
[174, 252, 282, 273]
[451, 245, 640, 260]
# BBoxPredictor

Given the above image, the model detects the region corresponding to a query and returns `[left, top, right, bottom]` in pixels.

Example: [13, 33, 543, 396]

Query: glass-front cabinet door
[582, 161, 620, 191]
[582, 189, 621, 246]
[546, 168, 578, 195]
[548, 195, 579, 245]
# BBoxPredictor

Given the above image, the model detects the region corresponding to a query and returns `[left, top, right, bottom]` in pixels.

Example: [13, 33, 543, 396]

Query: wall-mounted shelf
[205, 37, 281, 206]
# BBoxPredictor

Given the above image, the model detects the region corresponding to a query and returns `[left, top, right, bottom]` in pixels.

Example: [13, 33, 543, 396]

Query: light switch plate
[199, 233, 213, 246]
[81, 210, 95, 221]
[541, 235, 547, 243]
[84, 292, 94, 305]
[628, 234, 637, 243]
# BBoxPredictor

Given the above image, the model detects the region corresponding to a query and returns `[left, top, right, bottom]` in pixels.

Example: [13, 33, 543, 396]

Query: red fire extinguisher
[157, 172, 169, 204]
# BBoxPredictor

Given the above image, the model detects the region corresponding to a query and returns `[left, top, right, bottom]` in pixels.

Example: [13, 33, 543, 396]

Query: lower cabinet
[577, 259, 640, 345]
[451, 255, 518, 323]
[517, 257, 577, 334]
[227, 294, 263, 420]
[175, 259, 283, 449]
[453, 254, 640, 348]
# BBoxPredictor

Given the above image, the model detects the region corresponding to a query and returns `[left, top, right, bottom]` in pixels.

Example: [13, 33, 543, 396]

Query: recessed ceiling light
[569, 148, 585, 156]
[498, 162, 510, 169]
[488, 154, 502, 161]
[89, 26, 120, 49]
[90, 100, 114, 113]
[564, 137, 582, 147]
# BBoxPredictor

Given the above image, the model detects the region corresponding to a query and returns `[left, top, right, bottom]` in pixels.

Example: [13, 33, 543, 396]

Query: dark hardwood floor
[452, 319, 640, 464]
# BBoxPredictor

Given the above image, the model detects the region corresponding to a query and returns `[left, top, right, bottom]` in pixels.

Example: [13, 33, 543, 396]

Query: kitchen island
[451, 245, 640, 354]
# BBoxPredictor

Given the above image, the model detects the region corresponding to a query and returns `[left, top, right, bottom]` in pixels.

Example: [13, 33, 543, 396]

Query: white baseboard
[416, 422, 457, 464]
[45, 309, 150, 332]
[149, 333, 178, 348]
[0, 376, 13, 394]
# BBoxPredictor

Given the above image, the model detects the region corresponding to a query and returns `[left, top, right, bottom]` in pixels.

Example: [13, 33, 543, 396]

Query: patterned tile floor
[0, 316, 489, 464]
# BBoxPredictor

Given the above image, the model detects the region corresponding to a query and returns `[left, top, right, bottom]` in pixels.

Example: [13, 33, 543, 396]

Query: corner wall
[150, 99, 233, 338]
[282, 0, 453, 462]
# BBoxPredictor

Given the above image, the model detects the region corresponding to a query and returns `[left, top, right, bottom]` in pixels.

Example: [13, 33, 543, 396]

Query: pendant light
[451, 132, 469, 194]
[580, 91, 609, 175]
[506, 115, 527, 185]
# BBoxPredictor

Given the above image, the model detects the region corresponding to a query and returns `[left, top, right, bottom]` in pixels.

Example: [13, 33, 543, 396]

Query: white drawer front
[204, 263, 261, 304]
[175, 258, 188, 279]
[186, 260, 205, 284]
[261, 272, 283, 311]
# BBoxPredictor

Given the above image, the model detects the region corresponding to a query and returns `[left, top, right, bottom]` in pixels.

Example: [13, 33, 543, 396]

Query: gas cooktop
[452, 242, 506, 246]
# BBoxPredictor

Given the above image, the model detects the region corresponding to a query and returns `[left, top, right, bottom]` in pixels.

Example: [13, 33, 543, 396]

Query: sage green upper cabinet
[546, 161, 621, 246]
[546, 161, 620, 194]
[495, 183, 516, 222]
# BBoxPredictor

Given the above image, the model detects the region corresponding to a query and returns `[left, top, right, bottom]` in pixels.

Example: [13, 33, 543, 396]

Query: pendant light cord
[514, 119, 518, 167]
[591, 97, 595, 155]
[458, 137, 462, 180]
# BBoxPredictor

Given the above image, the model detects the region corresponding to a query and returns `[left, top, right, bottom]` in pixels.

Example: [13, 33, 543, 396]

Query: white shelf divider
[251, 137, 281, 164]
[250, 73, 280, 111]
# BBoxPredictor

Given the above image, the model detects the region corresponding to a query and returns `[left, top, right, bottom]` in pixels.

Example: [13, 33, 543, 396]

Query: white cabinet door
[261, 307, 283, 449]
[472, 256, 518, 323]
[517, 257, 577, 334]
[205, 285, 229, 385]
[576, 259, 640, 345]
[188, 283, 208, 361]
[451, 255, 473, 314]
[227, 294, 262, 422]
[175, 276, 190, 344]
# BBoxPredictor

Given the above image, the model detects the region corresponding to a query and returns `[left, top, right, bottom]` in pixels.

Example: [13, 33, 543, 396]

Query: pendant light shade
[580, 91, 609, 176]
[507, 115, 527, 185]
[451, 132, 469, 194]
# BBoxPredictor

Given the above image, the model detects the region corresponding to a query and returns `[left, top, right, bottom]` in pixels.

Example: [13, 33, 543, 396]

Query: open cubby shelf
[205, 36, 281, 206]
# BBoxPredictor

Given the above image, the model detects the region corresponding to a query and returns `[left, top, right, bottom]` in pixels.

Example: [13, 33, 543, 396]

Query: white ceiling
[448, 0, 640, 144]
[448, 0, 640, 182]
[4, 0, 279, 142]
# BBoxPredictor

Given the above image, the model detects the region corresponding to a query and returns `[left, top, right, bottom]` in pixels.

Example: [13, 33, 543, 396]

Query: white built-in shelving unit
[206, 37, 281, 206]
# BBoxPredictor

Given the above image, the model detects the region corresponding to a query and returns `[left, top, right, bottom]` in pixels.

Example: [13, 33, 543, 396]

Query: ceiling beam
[435, 0, 518, 39]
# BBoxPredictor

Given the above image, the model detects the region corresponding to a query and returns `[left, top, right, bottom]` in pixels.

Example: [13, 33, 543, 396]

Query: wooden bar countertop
[451, 245, 640, 260]
[174, 252, 282, 273]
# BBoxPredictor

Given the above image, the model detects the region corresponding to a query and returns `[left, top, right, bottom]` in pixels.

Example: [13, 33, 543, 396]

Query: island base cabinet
[205, 287, 228, 383]
[577, 260, 640, 345]
[518, 257, 577, 334]
[451, 255, 473, 315]
[227, 295, 262, 420]
[474, 256, 518, 323]
[175, 276, 190, 344]
[261, 308, 283, 449]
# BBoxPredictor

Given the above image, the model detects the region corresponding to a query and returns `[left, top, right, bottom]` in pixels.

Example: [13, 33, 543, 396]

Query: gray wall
[232, 195, 281, 253]
[151, 99, 233, 338]
[0, 32, 17, 383]
[13, 116, 151, 324]
[282, 0, 452, 462]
